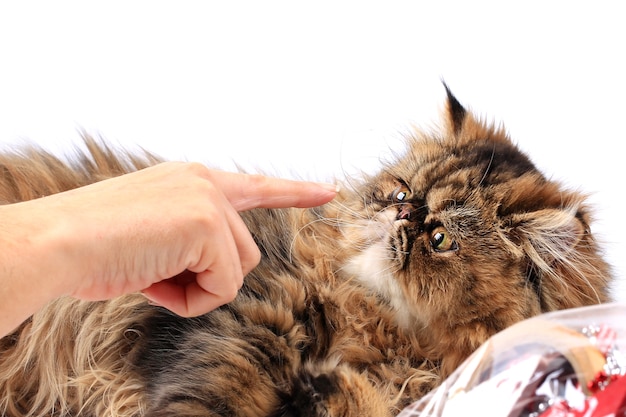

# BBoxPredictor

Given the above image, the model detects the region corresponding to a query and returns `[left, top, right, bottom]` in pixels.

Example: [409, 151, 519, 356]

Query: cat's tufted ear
[443, 82, 467, 136]
[442, 83, 510, 145]
[507, 207, 587, 275]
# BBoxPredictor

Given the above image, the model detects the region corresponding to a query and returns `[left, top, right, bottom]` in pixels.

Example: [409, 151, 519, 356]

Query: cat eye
[430, 226, 458, 252]
[391, 184, 411, 203]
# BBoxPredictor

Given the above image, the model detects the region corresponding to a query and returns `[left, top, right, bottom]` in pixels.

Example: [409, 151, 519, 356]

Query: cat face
[340, 86, 611, 368]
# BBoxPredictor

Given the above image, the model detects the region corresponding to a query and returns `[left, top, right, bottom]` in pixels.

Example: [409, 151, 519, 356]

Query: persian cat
[0, 87, 612, 417]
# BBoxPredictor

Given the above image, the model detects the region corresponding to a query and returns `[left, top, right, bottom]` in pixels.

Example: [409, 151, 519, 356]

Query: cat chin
[344, 242, 413, 328]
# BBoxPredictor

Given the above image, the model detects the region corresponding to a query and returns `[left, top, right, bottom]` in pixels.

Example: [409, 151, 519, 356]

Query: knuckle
[246, 174, 268, 187]
[185, 161, 210, 175]
[223, 279, 241, 302]
[242, 246, 261, 274]
[245, 174, 269, 203]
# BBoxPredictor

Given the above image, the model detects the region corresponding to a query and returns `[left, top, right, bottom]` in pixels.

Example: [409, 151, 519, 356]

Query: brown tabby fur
[0, 88, 612, 416]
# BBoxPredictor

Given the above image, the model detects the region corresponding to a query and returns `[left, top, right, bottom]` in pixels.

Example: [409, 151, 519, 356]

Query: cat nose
[396, 204, 414, 221]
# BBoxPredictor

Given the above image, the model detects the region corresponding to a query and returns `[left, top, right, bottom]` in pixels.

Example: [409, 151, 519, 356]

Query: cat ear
[443, 82, 467, 136]
[442, 82, 509, 145]
[507, 207, 587, 274]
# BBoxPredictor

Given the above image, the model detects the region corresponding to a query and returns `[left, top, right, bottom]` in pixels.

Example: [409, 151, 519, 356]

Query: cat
[0, 86, 612, 417]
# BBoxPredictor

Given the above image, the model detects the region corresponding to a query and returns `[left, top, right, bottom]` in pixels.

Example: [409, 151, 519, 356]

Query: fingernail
[320, 182, 341, 193]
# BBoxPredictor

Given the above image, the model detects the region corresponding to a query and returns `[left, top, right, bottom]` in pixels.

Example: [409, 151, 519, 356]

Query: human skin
[0, 162, 337, 337]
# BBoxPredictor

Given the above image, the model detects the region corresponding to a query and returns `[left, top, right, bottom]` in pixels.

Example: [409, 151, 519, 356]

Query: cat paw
[278, 362, 392, 417]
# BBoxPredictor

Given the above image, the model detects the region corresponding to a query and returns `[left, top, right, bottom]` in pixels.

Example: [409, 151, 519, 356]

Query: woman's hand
[0, 162, 337, 336]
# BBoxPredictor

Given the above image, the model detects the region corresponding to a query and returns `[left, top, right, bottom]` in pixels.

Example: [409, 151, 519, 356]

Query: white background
[1, 2, 624, 301]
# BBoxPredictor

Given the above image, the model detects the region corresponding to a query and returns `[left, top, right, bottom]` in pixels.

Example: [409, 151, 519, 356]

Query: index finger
[206, 171, 338, 212]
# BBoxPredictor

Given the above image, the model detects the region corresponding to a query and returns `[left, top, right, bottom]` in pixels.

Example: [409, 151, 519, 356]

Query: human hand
[136, 163, 338, 316]
[2, 162, 336, 324]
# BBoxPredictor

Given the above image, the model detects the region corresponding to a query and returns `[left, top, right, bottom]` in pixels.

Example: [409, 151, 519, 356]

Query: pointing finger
[206, 171, 338, 212]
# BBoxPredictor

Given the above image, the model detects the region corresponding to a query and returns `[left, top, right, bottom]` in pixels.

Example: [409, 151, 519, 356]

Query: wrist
[0, 200, 75, 336]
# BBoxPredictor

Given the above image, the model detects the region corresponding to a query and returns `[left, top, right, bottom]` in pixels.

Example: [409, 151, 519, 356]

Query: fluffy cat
[0, 87, 612, 417]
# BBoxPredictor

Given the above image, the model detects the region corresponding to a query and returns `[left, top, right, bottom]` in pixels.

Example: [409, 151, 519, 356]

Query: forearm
[0, 201, 71, 337]
[0, 163, 338, 335]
